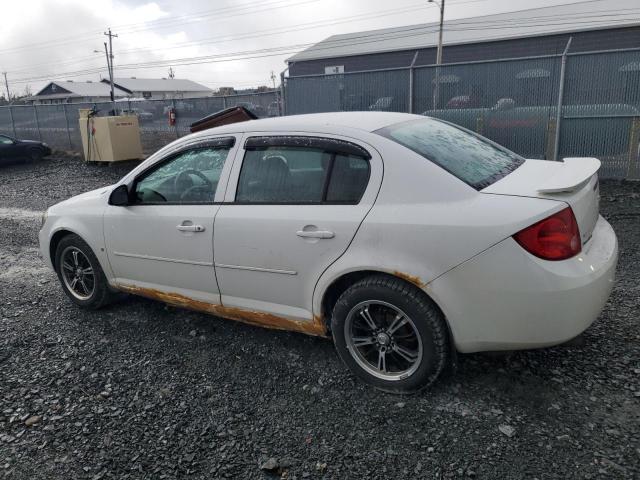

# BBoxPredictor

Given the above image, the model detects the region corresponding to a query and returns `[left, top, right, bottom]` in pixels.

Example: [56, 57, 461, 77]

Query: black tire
[331, 275, 449, 393]
[29, 148, 44, 162]
[54, 234, 114, 309]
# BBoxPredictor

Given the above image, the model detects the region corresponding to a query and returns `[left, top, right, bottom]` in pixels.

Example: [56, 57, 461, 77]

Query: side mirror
[109, 184, 130, 206]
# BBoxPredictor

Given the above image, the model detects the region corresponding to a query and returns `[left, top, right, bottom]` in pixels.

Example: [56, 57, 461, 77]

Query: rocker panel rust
[116, 284, 328, 337]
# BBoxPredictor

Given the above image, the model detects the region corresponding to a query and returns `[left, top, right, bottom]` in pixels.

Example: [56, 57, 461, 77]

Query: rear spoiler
[537, 157, 600, 194]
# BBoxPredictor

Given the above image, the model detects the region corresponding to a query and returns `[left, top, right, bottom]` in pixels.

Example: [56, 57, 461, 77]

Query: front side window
[376, 118, 524, 190]
[135, 145, 231, 204]
[0, 135, 13, 145]
[236, 139, 370, 204]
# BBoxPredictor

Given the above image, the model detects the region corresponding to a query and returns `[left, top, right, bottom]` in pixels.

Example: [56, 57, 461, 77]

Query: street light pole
[429, 0, 445, 110]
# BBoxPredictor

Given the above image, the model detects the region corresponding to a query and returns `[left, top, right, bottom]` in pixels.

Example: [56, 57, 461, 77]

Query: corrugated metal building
[103, 78, 212, 100]
[287, 0, 640, 76]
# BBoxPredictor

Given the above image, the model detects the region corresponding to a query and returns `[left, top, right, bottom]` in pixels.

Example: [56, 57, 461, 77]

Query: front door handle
[296, 229, 334, 239]
[177, 224, 205, 232]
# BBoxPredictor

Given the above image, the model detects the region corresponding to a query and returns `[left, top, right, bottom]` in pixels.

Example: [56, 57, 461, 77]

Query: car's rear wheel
[54, 234, 114, 309]
[331, 275, 449, 393]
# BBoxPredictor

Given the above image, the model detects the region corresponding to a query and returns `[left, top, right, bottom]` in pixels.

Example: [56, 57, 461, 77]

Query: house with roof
[30, 80, 129, 105]
[101, 78, 212, 100]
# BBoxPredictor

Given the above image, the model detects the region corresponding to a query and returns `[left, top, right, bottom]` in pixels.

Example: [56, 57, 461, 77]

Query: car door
[103, 136, 238, 304]
[213, 134, 382, 321]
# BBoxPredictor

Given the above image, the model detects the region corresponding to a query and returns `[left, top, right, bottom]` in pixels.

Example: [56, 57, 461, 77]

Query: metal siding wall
[285, 49, 640, 179]
[560, 50, 640, 178]
[285, 70, 410, 114]
[289, 26, 640, 76]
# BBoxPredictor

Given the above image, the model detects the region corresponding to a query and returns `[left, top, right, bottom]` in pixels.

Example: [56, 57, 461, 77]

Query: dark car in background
[0, 134, 51, 163]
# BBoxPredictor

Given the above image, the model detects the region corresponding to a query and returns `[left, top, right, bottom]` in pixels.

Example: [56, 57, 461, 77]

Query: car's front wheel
[331, 275, 449, 393]
[54, 234, 114, 309]
[29, 148, 44, 162]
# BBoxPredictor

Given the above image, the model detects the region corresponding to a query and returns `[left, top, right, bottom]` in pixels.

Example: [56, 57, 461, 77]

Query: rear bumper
[429, 215, 618, 353]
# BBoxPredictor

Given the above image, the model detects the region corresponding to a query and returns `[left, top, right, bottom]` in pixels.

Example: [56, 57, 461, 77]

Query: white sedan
[39, 112, 618, 393]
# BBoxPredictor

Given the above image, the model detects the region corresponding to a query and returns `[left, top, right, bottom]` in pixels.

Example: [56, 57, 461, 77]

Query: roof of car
[190, 111, 421, 139]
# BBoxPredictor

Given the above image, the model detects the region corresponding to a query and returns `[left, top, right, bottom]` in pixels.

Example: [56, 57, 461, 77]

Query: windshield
[376, 118, 524, 190]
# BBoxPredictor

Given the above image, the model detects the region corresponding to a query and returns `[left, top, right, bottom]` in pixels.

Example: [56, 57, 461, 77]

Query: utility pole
[2, 72, 10, 103]
[270, 71, 277, 90]
[553, 37, 573, 161]
[168, 67, 175, 79]
[429, 0, 445, 110]
[104, 28, 118, 113]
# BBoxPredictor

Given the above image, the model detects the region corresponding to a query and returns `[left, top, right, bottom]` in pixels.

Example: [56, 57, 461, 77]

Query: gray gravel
[1, 154, 639, 479]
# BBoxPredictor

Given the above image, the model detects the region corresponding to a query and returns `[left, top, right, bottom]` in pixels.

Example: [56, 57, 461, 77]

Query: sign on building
[324, 65, 345, 75]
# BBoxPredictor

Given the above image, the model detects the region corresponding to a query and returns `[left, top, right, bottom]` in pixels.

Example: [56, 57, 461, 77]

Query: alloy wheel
[344, 300, 423, 381]
[60, 246, 95, 301]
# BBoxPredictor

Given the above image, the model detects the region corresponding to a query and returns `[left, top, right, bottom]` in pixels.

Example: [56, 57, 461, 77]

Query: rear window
[376, 118, 524, 190]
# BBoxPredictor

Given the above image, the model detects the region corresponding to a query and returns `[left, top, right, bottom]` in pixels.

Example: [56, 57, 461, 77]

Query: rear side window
[376, 118, 523, 190]
[236, 137, 370, 204]
[326, 155, 370, 202]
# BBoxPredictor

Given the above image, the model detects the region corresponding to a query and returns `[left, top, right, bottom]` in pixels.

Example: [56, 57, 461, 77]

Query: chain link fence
[285, 48, 640, 179]
[0, 91, 280, 155]
[1, 49, 639, 179]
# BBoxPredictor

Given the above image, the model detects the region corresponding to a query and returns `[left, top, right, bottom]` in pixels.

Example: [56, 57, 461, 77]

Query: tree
[217, 87, 235, 96]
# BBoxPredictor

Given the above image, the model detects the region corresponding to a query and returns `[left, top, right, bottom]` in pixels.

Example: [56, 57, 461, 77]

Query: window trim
[234, 136, 371, 205]
[131, 137, 236, 206]
[244, 136, 371, 159]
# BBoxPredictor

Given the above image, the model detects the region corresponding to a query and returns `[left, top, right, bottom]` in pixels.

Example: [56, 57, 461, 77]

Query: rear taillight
[513, 207, 581, 261]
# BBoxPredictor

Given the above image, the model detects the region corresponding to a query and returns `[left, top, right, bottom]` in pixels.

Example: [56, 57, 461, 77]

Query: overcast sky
[0, 0, 612, 95]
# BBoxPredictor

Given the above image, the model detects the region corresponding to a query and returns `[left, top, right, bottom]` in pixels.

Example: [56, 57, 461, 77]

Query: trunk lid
[482, 158, 601, 245]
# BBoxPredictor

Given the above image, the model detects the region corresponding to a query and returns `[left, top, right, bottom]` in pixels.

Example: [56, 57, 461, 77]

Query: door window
[134, 144, 232, 204]
[236, 138, 370, 204]
[0, 135, 14, 145]
[326, 155, 370, 203]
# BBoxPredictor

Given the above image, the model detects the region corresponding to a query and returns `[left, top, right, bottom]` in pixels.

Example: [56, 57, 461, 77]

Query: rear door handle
[177, 224, 205, 232]
[296, 230, 335, 239]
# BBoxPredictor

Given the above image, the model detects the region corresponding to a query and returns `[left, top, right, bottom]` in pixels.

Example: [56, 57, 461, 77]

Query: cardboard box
[79, 114, 144, 162]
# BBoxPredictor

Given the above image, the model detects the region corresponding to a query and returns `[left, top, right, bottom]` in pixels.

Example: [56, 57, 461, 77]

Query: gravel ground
[0, 154, 638, 479]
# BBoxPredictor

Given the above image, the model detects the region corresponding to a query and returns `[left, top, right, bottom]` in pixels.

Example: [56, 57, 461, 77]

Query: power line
[0, 0, 321, 56]
[3, 2, 432, 74]
[6, 0, 637, 86]
[6, 3, 637, 77]
[10, 12, 638, 86]
[0, 0, 609, 57]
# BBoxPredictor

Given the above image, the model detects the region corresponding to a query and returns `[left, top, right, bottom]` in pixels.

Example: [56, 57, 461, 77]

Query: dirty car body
[39, 112, 618, 392]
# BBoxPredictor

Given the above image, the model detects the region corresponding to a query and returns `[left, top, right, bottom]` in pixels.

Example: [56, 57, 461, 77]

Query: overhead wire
[5, 0, 637, 86]
[9, 12, 638, 86]
[7, 4, 637, 75]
